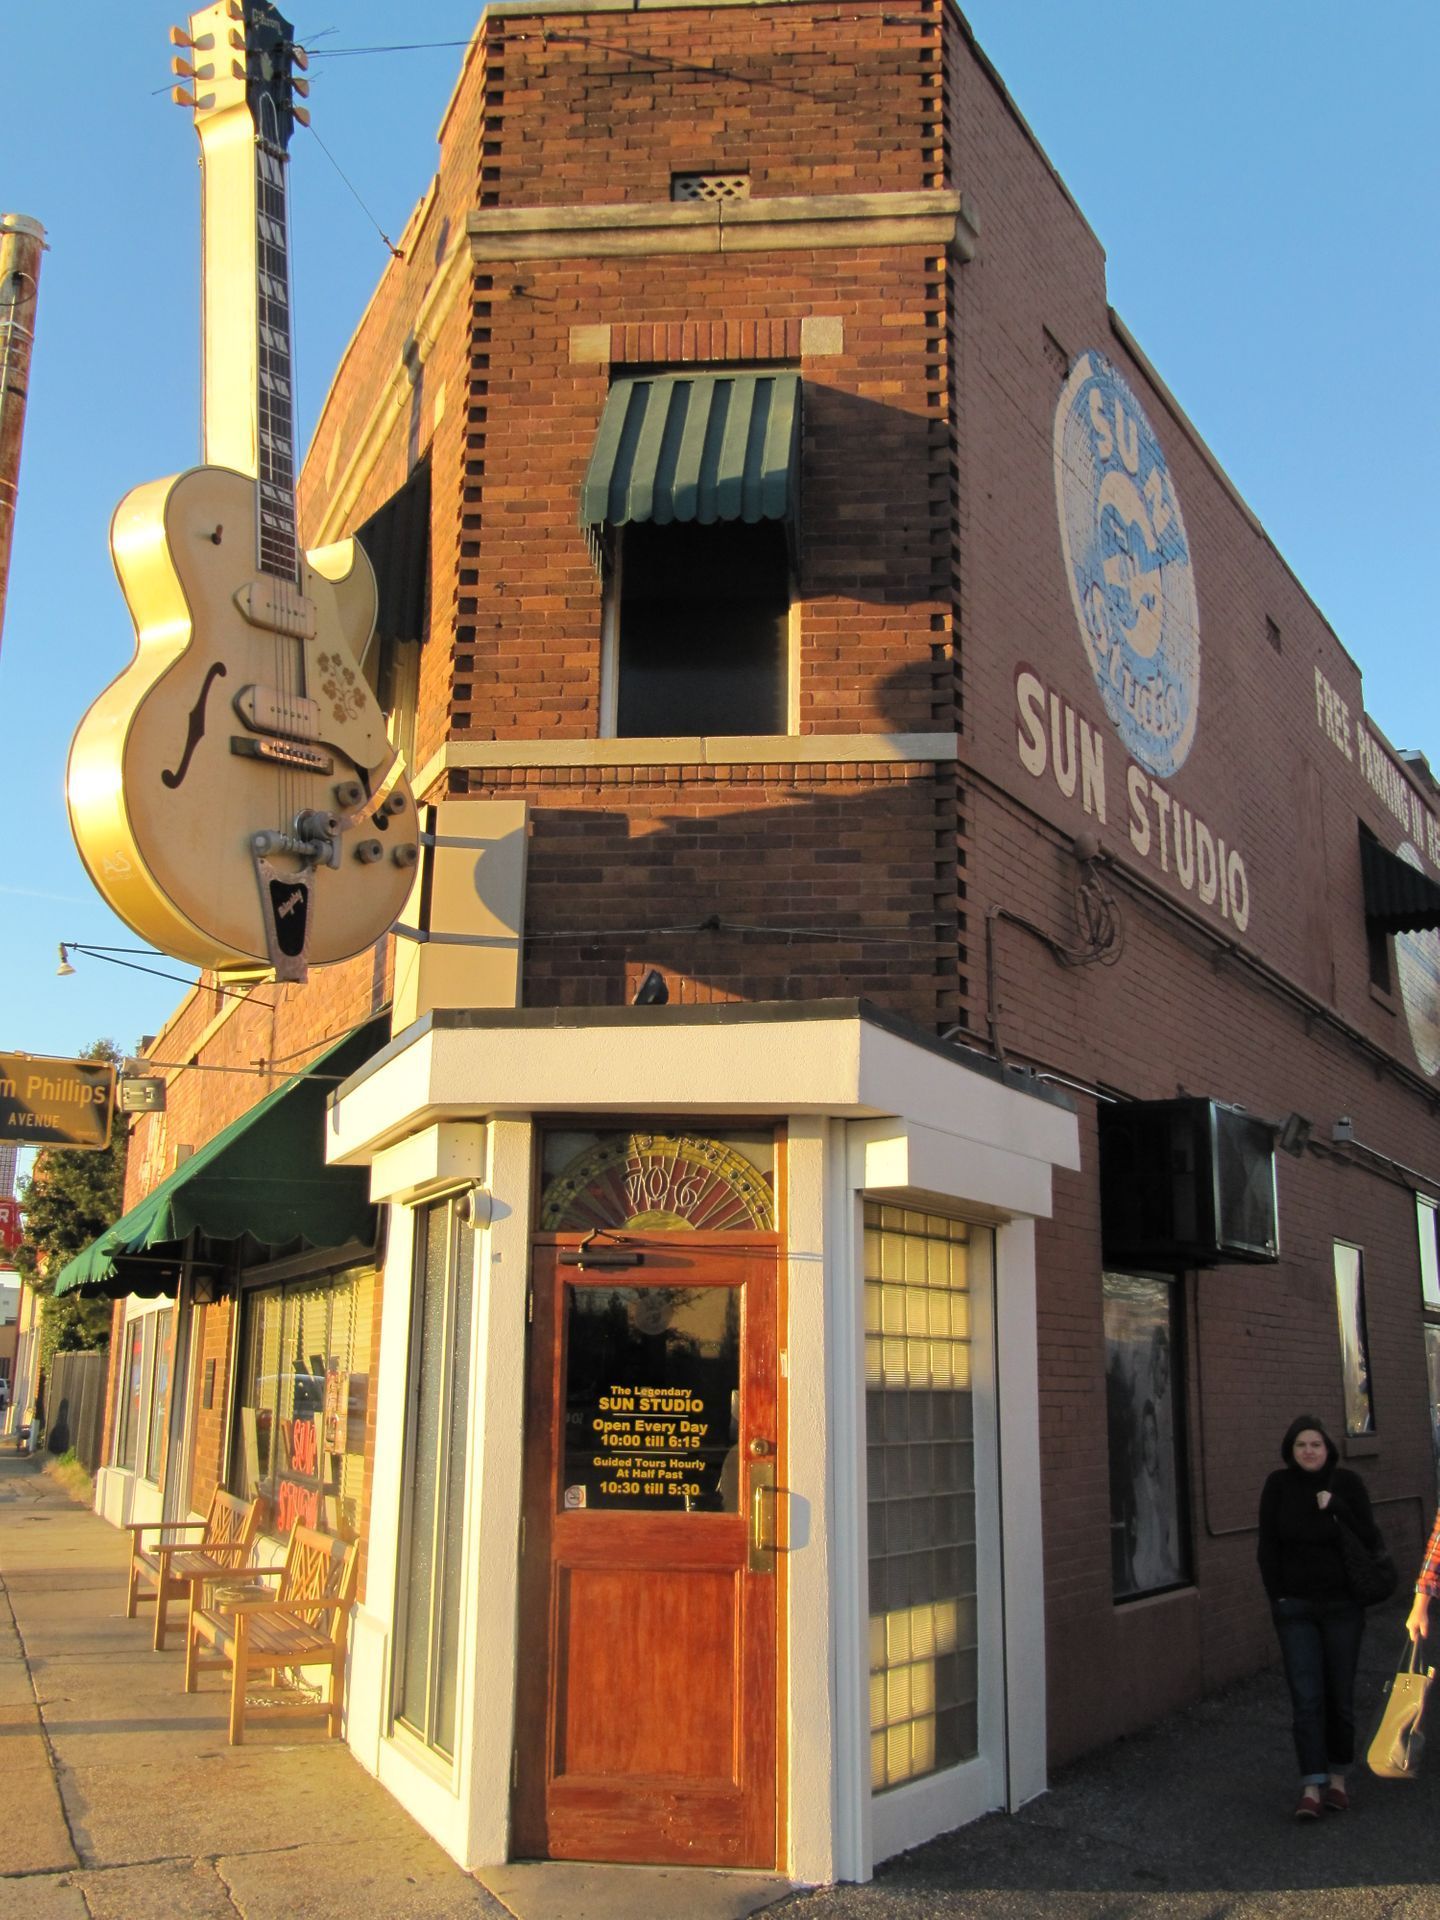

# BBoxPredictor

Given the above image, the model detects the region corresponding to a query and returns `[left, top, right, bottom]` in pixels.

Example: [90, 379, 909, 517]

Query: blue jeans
[1271, 1594, 1366, 1782]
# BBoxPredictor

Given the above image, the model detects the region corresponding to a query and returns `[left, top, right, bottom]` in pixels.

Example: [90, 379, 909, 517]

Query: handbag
[1335, 1513, 1398, 1606]
[1367, 1637, 1435, 1778]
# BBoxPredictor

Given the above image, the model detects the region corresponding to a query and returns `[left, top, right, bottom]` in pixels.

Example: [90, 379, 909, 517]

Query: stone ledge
[468, 190, 969, 261]
[414, 731, 960, 791]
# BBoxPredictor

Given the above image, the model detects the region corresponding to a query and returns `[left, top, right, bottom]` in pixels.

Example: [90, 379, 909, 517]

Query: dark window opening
[1359, 824, 1393, 992]
[354, 458, 430, 766]
[616, 519, 789, 738]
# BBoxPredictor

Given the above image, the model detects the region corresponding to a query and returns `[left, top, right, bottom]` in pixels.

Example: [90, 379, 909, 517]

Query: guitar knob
[354, 840, 384, 865]
[392, 844, 419, 869]
[334, 781, 364, 809]
[384, 792, 408, 817]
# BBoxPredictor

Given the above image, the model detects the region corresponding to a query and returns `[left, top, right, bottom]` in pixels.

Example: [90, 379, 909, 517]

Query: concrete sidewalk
[0, 1451, 791, 1920]
[8, 1446, 1440, 1920]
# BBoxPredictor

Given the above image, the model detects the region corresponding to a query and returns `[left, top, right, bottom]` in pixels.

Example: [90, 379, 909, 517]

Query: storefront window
[114, 1320, 144, 1471]
[140, 1309, 172, 1484]
[1103, 1271, 1188, 1599]
[394, 1198, 474, 1760]
[230, 1263, 374, 1537]
[864, 1204, 982, 1793]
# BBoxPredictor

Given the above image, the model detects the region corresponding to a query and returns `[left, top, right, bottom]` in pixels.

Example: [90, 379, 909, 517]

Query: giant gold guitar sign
[66, 2, 417, 982]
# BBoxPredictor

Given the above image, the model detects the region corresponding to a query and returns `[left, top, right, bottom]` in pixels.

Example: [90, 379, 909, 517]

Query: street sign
[0, 1052, 114, 1149]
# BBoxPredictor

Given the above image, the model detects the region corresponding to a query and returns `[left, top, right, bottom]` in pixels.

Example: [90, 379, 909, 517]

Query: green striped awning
[53, 1021, 384, 1299]
[580, 372, 801, 543]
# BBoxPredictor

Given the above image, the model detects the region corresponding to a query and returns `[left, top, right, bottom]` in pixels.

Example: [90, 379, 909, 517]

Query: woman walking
[1257, 1414, 1383, 1819]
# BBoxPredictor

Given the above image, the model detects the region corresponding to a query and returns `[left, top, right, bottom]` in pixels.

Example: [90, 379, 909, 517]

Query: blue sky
[1, 1, 1435, 1088]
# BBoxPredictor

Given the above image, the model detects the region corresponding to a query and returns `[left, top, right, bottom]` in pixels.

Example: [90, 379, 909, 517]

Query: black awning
[354, 458, 430, 642]
[1361, 833, 1440, 934]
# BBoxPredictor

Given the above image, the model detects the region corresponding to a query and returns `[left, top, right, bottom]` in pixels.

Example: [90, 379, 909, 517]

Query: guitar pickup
[234, 682, 321, 742]
[234, 578, 317, 638]
[231, 735, 334, 773]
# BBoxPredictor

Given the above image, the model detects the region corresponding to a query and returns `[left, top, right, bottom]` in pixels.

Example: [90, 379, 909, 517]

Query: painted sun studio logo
[1054, 352, 1200, 778]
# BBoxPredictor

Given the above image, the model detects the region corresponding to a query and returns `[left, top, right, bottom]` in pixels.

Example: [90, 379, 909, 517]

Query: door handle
[749, 1460, 777, 1574]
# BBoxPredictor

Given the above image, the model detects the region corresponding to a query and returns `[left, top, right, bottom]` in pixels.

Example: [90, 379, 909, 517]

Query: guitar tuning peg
[170, 54, 198, 78]
[225, 0, 243, 16]
[231, 58, 245, 78]
[292, 104, 311, 127]
[229, 27, 245, 49]
[291, 75, 309, 97]
[291, 45, 310, 70]
[169, 24, 196, 48]
[171, 85, 198, 108]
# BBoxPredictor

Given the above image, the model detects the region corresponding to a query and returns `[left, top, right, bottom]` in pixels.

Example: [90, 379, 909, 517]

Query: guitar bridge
[231, 734, 334, 773]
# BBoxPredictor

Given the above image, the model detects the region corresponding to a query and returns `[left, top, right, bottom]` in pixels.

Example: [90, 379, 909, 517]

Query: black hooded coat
[1256, 1414, 1383, 1602]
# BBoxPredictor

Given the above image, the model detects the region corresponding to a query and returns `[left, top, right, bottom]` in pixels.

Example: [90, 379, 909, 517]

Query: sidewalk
[6, 1447, 1440, 1920]
[0, 1452, 789, 1920]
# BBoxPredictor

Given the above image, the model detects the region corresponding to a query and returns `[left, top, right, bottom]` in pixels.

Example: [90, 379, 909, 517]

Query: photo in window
[1103, 1272, 1188, 1598]
[1333, 1241, 1375, 1436]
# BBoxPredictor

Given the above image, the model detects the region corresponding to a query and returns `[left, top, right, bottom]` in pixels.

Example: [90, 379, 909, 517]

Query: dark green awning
[1361, 833, 1440, 935]
[53, 1022, 384, 1299]
[579, 372, 801, 544]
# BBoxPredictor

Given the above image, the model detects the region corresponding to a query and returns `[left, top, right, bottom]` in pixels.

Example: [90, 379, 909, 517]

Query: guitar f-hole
[161, 661, 228, 790]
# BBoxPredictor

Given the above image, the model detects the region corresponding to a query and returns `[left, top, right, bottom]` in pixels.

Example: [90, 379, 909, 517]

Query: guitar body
[68, 463, 418, 971]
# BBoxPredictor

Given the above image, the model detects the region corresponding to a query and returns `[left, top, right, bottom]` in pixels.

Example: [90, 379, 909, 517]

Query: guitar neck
[254, 124, 298, 580]
[191, 0, 300, 582]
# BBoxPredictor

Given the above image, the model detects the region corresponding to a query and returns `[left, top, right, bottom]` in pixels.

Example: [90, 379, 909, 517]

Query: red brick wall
[941, 7, 1440, 1761]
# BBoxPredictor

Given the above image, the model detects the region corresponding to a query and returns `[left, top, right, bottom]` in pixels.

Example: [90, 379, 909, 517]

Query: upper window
[613, 519, 789, 736]
[581, 372, 801, 740]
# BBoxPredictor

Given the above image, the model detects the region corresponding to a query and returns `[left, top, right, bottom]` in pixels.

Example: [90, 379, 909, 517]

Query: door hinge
[511, 1747, 520, 1788]
[527, 1285, 534, 1323]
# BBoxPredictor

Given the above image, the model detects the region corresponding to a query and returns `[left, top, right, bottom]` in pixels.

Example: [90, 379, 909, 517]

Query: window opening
[864, 1203, 981, 1792]
[393, 1197, 475, 1760]
[613, 519, 789, 737]
[115, 1319, 145, 1471]
[229, 1263, 375, 1537]
[141, 1309, 173, 1485]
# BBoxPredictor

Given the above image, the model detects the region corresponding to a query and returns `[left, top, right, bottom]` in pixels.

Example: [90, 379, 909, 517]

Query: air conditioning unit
[1098, 1098, 1279, 1269]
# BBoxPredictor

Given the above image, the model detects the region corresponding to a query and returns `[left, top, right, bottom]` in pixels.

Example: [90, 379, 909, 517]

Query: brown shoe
[1324, 1784, 1349, 1812]
[1294, 1788, 1323, 1820]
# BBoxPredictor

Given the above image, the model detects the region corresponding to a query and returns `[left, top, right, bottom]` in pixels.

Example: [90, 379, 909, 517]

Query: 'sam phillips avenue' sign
[0, 1052, 115, 1149]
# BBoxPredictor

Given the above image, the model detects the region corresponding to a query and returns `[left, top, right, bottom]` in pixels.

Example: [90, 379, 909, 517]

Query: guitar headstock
[170, 0, 309, 144]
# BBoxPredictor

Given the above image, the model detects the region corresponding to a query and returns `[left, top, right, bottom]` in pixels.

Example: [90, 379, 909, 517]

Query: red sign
[0, 1199, 21, 1252]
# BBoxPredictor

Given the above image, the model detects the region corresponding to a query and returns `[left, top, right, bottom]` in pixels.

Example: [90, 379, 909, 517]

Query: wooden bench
[124, 1489, 265, 1652]
[183, 1524, 359, 1744]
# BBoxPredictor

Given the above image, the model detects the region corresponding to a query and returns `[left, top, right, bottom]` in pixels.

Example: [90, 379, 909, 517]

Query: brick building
[59, 0, 1440, 1887]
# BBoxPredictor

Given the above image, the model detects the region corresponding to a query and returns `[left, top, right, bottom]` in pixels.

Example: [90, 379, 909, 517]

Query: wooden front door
[512, 1237, 779, 1867]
